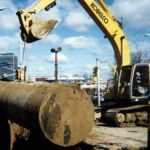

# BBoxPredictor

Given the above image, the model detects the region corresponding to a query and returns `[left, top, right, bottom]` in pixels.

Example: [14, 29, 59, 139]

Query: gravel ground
[84, 123, 148, 149]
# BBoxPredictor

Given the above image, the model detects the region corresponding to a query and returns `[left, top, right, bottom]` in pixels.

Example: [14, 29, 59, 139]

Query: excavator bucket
[17, 11, 58, 43]
[22, 17, 58, 43]
[26, 17, 58, 43]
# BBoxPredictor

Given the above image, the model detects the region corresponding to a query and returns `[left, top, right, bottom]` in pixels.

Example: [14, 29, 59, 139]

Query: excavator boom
[79, 0, 130, 69]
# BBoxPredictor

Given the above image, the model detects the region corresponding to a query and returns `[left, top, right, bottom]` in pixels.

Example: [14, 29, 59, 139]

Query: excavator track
[101, 105, 149, 127]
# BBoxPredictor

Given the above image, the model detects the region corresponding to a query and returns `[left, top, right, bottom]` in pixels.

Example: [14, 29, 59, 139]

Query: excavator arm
[16, 0, 57, 43]
[26, 0, 56, 12]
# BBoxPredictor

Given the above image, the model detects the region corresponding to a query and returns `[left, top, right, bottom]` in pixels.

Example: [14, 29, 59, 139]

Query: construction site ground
[8, 121, 148, 150]
[84, 122, 147, 150]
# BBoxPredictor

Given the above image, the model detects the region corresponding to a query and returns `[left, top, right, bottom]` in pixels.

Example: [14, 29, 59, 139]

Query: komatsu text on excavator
[16, 0, 150, 127]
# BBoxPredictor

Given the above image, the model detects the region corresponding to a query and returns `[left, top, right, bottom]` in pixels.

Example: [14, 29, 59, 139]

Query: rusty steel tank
[0, 82, 94, 147]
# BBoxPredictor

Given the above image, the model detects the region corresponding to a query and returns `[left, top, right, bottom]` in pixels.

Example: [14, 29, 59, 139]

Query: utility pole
[51, 47, 62, 82]
[96, 59, 101, 107]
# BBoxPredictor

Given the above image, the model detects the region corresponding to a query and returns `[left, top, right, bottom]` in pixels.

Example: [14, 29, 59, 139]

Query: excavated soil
[22, 17, 58, 43]
[31, 17, 58, 39]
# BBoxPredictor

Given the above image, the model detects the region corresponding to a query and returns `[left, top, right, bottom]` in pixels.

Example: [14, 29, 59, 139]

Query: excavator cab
[118, 64, 150, 103]
[16, 0, 58, 43]
[131, 64, 150, 100]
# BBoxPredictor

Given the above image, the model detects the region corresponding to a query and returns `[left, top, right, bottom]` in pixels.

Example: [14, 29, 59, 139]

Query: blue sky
[0, 0, 150, 80]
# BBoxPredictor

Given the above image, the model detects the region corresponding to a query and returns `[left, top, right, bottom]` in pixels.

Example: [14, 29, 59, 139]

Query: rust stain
[41, 94, 61, 139]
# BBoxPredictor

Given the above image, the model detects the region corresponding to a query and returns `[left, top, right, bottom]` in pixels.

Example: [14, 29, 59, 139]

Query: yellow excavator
[17, 0, 150, 127]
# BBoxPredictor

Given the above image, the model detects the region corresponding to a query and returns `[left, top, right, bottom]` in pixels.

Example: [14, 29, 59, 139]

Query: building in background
[48, 75, 85, 84]
[0, 53, 18, 81]
[36, 77, 48, 82]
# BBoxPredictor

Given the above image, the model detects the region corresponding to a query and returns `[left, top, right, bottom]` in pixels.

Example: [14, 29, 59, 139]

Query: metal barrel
[0, 82, 94, 147]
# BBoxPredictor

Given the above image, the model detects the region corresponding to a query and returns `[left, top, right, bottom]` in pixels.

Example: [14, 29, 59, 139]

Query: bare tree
[131, 50, 150, 64]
